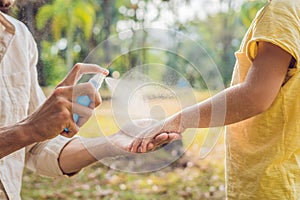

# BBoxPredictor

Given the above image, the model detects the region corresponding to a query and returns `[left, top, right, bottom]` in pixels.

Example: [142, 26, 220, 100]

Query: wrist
[0, 122, 37, 158]
[167, 114, 186, 133]
[18, 119, 41, 144]
[16, 121, 38, 145]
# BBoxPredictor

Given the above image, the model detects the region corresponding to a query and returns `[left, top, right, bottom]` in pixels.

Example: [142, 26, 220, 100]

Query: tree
[36, 0, 97, 69]
[12, 0, 52, 86]
[194, 0, 246, 85]
[240, 0, 267, 28]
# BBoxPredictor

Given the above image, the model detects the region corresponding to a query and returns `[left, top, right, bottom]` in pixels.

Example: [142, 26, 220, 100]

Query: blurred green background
[12, 0, 266, 87]
[9, 0, 266, 199]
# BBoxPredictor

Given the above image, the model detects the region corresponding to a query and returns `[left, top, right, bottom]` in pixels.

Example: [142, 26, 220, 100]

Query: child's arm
[130, 41, 293, 153]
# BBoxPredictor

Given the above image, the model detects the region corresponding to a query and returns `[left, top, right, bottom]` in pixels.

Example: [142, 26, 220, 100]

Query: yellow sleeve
[246, 0, 300, 67]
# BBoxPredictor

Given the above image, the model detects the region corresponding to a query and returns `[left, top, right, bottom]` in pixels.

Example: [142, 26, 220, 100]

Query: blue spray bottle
[64, 72, 107, 132]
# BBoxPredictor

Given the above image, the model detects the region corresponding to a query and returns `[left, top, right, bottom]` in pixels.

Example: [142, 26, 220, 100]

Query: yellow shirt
[226, 0, 300, 199]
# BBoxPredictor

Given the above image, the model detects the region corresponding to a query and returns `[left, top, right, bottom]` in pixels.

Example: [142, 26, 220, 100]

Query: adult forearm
[0, 123, 35, 158]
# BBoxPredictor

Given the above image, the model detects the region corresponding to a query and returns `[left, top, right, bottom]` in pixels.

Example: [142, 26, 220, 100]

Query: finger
[138, 146, 143, 153]
[149, 133, 181, 151]
[72, 103, 93, 127]
[141, 138, 153, 153]
[55, 83, 101, 107]
[147, 142, 154, 151]
[153, 133, 169, 144]
[58, 63, 109, 87]
[88, 91, 102, 109]
[60, 128, 79, 138]
[73, 83, 102, 108]
[168, 132, 182, 141]
[60, 122, 79, 138]
[147, 133, 169, 150]
[131, 139, 143, 153]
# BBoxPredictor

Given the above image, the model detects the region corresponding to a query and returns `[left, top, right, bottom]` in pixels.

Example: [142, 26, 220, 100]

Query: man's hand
[23, 63, 108, 142]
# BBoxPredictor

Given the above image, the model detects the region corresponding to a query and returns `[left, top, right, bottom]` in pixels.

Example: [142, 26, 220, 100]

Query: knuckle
[56, 97, 66, 106]
[56, 97, 68, 107]
[59, 109, 70, 119]
[53, 87, 64, 96]
[73, 63, 82, 72]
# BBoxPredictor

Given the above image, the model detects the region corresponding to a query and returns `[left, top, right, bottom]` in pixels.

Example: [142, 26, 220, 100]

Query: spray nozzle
[89, 73, 106, 90]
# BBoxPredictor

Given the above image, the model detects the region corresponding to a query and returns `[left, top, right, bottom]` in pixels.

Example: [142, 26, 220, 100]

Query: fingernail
[102, 69, 109, 76]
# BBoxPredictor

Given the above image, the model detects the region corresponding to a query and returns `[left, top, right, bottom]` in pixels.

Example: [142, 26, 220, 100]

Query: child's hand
[108, 119, 182, 155]
[128, 116, 184, 153]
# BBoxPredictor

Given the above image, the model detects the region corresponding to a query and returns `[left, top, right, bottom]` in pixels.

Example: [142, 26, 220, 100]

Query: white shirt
[0, 12, 73, 200]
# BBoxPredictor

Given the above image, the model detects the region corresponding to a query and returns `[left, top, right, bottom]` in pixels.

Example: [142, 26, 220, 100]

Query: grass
[21, 88, 226, 199]
[22, 142, 225, 200]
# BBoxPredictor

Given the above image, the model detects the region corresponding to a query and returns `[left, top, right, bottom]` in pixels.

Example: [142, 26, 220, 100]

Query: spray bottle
[64, 71, 108, 133]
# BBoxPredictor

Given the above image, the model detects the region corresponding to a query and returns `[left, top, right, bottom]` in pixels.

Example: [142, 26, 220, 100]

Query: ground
[21, 89, 226, 200]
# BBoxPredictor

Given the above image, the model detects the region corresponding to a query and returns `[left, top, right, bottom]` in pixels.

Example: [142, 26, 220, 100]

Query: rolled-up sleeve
[25, 136, 77, 178]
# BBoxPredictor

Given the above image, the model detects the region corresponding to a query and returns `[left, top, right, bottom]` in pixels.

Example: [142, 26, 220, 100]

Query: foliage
[36, 0, 98, 69]
[13, 0, 266, 86]
[36, 0, 96, 40]
[240, 0, 268, 28]
[40, 41, 68, 85]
